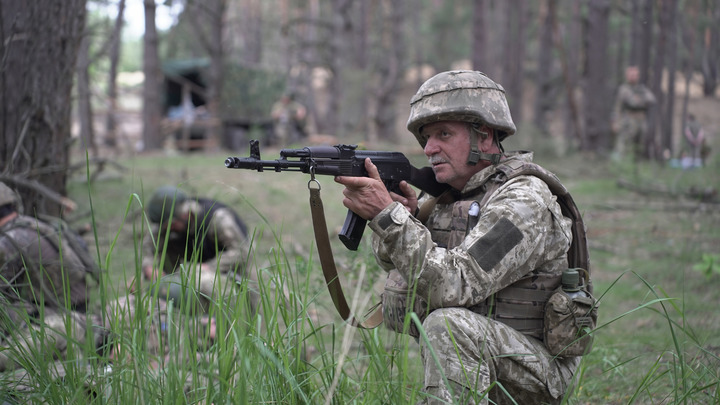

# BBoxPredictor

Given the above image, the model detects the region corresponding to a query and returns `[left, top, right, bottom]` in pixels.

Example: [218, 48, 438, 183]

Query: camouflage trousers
[420, 307, 580, 405]
[0, 306, 104, 374]
[613, 114, 647, 161]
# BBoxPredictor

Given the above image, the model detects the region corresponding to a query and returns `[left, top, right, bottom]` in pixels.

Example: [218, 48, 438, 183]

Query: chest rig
[421, 159, 590, 340]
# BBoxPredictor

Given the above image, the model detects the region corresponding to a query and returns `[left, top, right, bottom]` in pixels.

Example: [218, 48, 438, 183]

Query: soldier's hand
[143, 265, 164, 282]
[335, 158, 394, 220]
[390, 180, 418, 215]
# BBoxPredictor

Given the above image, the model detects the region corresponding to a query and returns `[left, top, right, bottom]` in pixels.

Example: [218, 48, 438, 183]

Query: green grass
[1, 145, 719, 403]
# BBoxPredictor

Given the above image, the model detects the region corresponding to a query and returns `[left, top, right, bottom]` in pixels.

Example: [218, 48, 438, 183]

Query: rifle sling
[309, 185, 383, 329]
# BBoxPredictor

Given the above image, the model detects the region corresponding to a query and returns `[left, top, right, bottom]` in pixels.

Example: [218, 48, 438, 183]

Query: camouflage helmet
[148, 186, 188, 224]
[0, 182, 19, 208]
[407, 70, 516, 147]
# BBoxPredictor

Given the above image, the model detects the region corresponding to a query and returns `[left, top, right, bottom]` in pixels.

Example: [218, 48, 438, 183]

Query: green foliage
[692, 253, 720, 279]
[221, 65, 286, 122]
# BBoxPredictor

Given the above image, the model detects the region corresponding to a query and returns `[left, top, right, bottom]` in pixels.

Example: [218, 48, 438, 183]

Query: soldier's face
[626, 67, 639, 84]
[422, 121, 490, 190]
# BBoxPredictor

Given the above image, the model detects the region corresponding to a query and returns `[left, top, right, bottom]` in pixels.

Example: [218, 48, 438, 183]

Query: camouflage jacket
[370, 151, 572, 314]
[614, 83, 656, 115]
[0, 215, 95, 312]
[142, 199, 249, 275]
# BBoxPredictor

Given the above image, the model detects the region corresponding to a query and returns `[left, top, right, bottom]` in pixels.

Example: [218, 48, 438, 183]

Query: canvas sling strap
[308, 178, 384, 328]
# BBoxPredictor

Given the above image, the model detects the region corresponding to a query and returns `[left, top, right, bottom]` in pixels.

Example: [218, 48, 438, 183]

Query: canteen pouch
[544, 286, 598, 357]
[382, 269, 428, 338]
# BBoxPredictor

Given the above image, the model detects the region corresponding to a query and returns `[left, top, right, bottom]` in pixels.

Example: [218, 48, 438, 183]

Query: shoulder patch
[467, 217, 523, 271]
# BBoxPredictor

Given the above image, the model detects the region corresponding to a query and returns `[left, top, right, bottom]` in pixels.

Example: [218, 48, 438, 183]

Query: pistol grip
[338, 210, 366, 251]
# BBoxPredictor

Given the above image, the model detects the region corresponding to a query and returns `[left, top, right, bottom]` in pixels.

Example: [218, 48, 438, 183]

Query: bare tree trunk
[105, 0, 126, 149]
[243, 0, 262, 65]
[629, 0, 642, 66]
[639, 0, 653, 85]
[679, 2, 698, 144]
[76, 31, 97, 156]
[558, 0, 583, 149]
[661, 0, 678, 158]
[702, 1, 719, 96]
[533, 0, 557, 135]
[142, 0, 163, 151]
[0, 0, 87, 216]
[186, 0, 226, 151]
[584, 0, 612, 153]
[647, 0, 667, 161]
[356, 0, 370, 139]
[370, 0, 406, 142]
[323, 0, 352, 136]
[471, 0, 487, 71]
[502, 0, 526, 122]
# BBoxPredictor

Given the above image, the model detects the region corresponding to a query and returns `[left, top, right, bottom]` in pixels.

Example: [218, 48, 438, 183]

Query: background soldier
[681, 114, 707, 168]
[270, 92, 307, 146]
[142, 186, 257, 314]
[0, 181, 104, 373]
[336, 70, 584, 404]
[612, 66, 656, 161]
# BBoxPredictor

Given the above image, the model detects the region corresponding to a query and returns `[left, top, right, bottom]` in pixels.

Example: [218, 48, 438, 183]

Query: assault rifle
[225, 139, 449, 250]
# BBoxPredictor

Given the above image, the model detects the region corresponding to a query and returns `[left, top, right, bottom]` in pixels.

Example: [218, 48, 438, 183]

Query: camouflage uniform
[142, 194, 256, 313]
[270, 95, 307, 145]
[612, 82, 656, 160]
[369, 71, 580, 404]
[371, 152, 579, 404]
[0, 196, 102, 372]
[681, 116, 705, 166]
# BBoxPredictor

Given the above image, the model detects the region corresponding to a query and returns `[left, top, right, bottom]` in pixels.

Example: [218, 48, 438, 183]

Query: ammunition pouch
[382, 269, 427, 338]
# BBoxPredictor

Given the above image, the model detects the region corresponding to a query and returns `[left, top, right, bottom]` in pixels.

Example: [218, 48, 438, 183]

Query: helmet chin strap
[467, 130, 504, 165]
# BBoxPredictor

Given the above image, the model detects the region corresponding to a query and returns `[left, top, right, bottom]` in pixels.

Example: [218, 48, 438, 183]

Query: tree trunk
[647, 0, 667, 161]
[323, 0, 352, 137]
[244, 0, 262, 66]
[661, 0, 678, 158]
[0, 0, 87, 216]
[204, 0, 226, 150]
[105, 0, 126, 149]
[584, 0, 612, 153]
[502, 0, 526, 123]
[142, 0, 163, 151]
[702, 1, 719, 96]
[370, 0, 406, 142]
[639, 0, 653, 85]
[629, 0, 642, 66]
[356, 0, 370, 139]
[471, 0, 487, 71]
[679, 2, 698, 143]
[557, 0, 583, 149]
[533, 0, 557, 135]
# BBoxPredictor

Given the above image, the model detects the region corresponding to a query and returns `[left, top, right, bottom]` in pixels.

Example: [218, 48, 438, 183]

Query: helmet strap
[467, 129, 503, 165]
[467, 131, 481, 165]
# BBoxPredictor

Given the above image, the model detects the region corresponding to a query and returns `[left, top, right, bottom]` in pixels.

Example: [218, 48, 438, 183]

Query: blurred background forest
[1, 0, 719, 217]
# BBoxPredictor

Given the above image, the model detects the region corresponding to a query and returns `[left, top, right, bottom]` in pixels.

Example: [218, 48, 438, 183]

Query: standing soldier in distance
[612, 65, 656, 161]
[270, 92, 308, 146]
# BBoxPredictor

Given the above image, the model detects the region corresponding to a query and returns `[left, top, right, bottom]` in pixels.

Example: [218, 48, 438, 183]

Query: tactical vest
[182, 198, 248, 264]
[422, 159, 590, 340]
